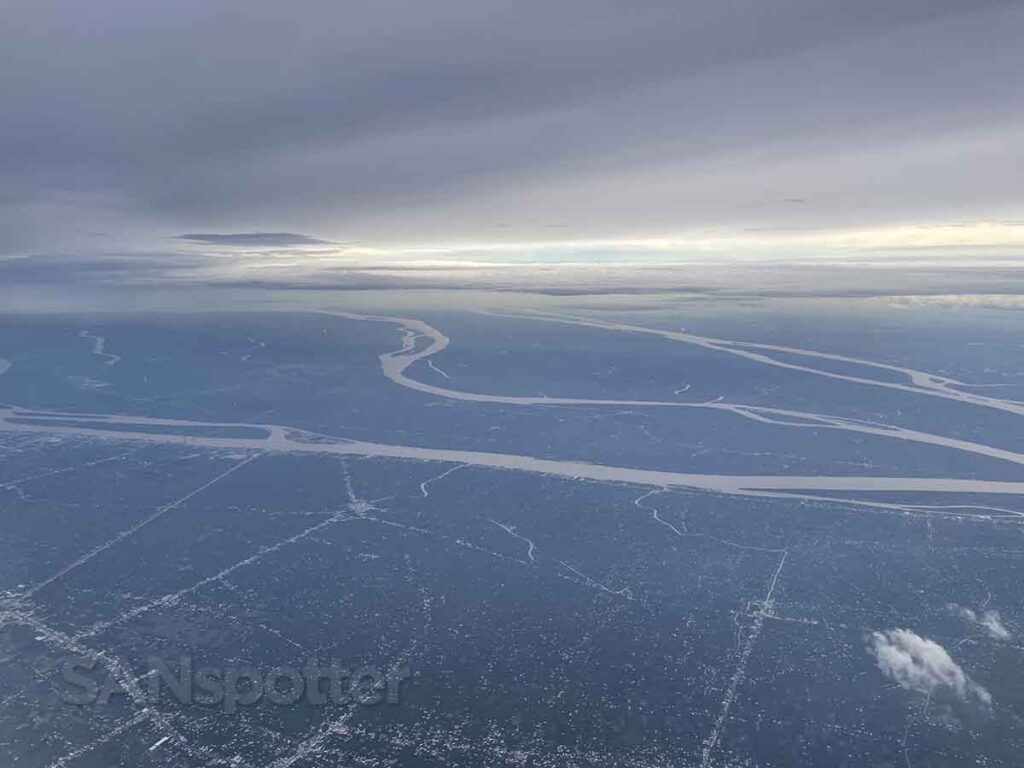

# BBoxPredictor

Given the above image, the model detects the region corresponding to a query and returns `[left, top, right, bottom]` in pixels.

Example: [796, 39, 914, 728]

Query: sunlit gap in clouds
[170, 219, 1024, 281]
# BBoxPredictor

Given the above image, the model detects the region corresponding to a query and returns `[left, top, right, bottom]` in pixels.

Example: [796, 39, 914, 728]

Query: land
[1, 298, 1022, 766]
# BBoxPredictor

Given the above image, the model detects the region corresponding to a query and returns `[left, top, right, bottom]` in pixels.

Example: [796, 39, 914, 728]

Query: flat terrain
[1, 299, 1023, 766]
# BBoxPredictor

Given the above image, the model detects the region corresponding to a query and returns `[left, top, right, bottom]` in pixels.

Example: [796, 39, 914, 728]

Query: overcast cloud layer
[2, 1, 1023, 280]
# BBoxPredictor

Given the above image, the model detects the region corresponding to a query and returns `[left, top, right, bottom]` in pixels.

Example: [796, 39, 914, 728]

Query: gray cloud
[868, 629, 991, 707]
[1, 0, 1022, 260]
[0, 252, 207, 284]
[175, 233, 331, 247]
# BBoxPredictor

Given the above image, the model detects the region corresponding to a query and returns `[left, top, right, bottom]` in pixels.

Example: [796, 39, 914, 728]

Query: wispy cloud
[948, 604, 1012, 641]
[868, 628, 991, 707]
[0, 252, 208, 284]
[175, 233, 331, 247]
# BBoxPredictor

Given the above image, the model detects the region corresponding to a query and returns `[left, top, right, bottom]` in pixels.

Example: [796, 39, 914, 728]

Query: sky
[2, 0, 1023, 289]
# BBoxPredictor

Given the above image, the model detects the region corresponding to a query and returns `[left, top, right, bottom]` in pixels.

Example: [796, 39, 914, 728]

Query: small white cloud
[948, 603, 1012, 641]
[868, 628, 991, 707]
[978, 611, 1011, 641]
[948, 603, 977, 623]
